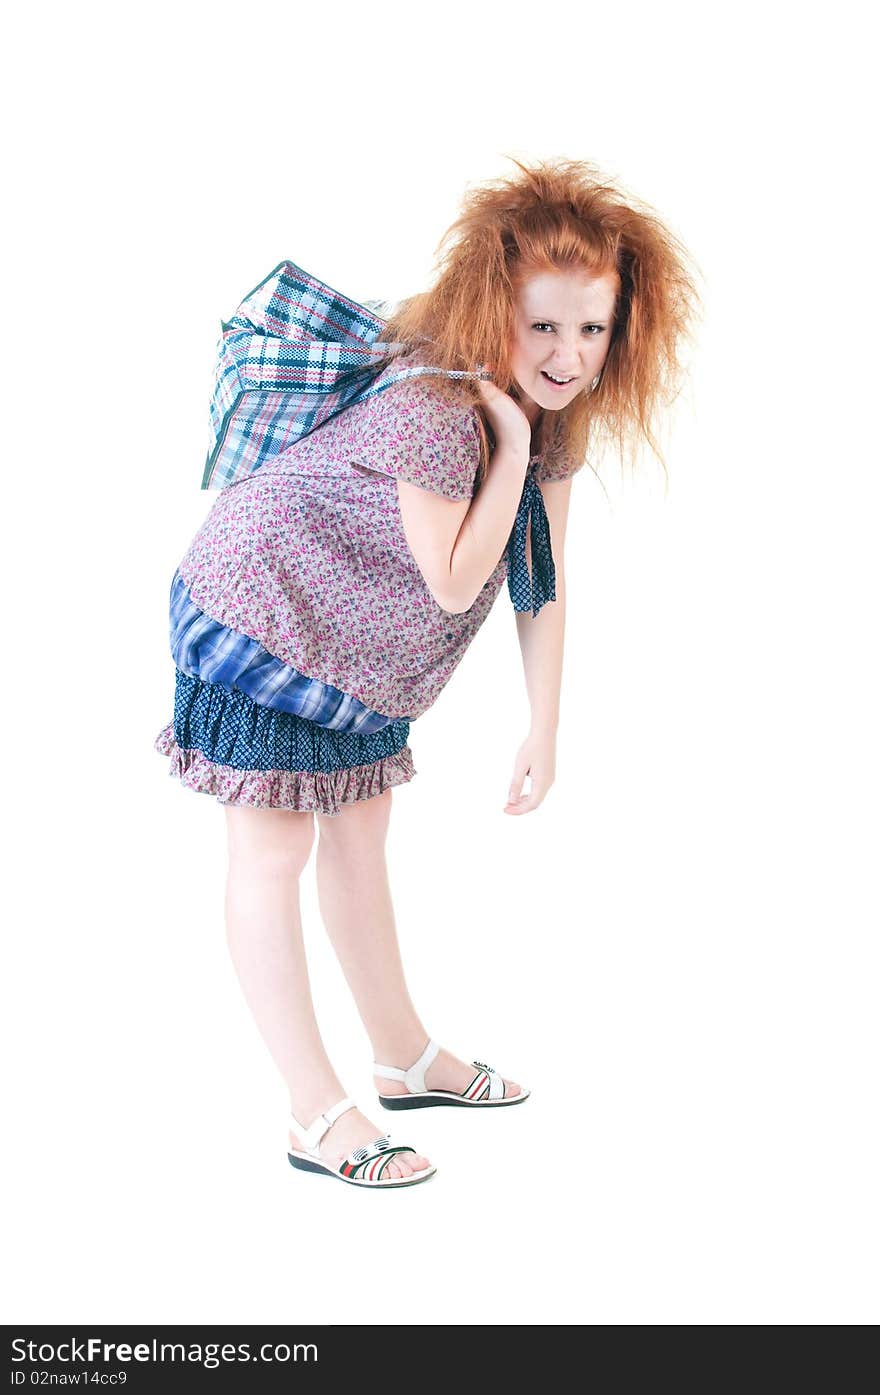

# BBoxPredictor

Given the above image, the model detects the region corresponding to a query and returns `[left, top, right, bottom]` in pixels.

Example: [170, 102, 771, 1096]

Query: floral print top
[177, 353, 575, 723]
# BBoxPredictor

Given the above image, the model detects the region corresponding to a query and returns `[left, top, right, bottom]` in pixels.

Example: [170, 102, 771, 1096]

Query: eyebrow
[530, 315, 612, 325]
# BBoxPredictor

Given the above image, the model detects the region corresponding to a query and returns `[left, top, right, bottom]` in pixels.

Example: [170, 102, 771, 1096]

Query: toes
[383, 1153, 429, 1180]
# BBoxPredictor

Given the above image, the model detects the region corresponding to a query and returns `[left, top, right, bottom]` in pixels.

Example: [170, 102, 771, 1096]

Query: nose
[547, 342, 585, 371]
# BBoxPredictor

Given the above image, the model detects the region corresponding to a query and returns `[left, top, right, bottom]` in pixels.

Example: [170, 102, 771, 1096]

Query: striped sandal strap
[339, 1135, 416, 1182]
[463, 1060, 506, 1102]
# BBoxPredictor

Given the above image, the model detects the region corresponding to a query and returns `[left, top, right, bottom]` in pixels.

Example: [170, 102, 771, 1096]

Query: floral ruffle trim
[153, 722, 416, 817]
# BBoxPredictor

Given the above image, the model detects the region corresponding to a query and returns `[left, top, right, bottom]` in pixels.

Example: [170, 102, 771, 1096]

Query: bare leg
[313, 790, 522, 1099]
[223, 804, 430, 1177]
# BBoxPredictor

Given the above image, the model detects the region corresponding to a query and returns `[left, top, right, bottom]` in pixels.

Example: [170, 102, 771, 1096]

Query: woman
[155, 157, 699, 1188]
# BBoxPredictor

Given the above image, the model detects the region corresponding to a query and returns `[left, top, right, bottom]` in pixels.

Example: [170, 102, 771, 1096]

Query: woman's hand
[504, 728, 557, 815]
[475, 375, 533, 458]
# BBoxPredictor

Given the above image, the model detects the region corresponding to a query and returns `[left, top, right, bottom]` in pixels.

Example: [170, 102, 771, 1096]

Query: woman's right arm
[397, 384, 532, 613]
[397, 441, 529, 613]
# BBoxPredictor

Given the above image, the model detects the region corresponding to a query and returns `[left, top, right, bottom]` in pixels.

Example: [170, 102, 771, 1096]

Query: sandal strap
[373, 1037, 440, 1095]
[340, 1142, 416, 1182]
[464, 1062, 505, 1101]
[289, 1096, 357, 1155]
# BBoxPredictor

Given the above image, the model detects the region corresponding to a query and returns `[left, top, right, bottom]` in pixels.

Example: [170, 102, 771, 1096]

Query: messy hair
[378, 155, 702, 488]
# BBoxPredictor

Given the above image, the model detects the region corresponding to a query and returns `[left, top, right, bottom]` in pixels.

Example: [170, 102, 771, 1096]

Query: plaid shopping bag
[201, 258, 485, 491]
[199, 258, 556, 615]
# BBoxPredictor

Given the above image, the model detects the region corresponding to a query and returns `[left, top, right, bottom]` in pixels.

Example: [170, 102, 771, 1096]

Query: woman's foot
[373, 1043, 523, 1100]
[288, 1105, 431, 1179]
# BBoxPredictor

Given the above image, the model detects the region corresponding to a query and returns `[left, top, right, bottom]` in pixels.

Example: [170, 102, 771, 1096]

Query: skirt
[154, 668, 416, 816]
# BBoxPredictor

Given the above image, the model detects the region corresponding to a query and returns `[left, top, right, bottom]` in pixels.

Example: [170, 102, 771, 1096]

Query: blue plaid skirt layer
[153, 668, 416, 816]
[169, 569, 395, 734]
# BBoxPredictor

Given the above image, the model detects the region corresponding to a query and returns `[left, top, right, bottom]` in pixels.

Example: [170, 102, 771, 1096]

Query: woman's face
[509, 267, 619, 423]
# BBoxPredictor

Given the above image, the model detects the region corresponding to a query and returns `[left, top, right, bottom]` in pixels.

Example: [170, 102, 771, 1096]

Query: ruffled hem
[153, 722, 416, 816]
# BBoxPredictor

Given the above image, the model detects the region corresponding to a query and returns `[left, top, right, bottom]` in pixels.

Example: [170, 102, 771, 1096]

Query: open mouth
[541, 371, 576, 388]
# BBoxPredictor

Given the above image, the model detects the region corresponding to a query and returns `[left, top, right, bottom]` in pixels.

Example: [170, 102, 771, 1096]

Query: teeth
[544, 372, 573, 384]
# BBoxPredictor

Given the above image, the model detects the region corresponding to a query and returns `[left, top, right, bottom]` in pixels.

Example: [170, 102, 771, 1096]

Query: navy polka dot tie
[506, 465, 557, 617]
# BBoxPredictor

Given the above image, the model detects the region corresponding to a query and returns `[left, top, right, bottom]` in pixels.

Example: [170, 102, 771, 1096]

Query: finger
[504, 778, 531, 813]
[505, 774, 552, 814]
[507, 766, 529, 805]
[505, 787, 544, 814]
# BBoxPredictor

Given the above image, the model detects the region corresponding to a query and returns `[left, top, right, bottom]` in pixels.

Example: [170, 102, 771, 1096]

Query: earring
[590, 373, 601, 391]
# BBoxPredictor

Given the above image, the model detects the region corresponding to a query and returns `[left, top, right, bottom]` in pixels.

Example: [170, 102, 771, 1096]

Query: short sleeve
[346, 373, 481, 501]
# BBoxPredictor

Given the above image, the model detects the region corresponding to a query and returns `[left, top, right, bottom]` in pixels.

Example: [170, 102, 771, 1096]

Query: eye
[531, 322, 606, 335]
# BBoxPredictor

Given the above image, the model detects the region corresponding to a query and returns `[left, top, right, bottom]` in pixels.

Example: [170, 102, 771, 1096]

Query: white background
[4, 0, 877, 1325]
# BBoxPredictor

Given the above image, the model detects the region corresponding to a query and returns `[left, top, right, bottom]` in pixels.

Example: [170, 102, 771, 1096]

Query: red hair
[379, 155, 702, 486]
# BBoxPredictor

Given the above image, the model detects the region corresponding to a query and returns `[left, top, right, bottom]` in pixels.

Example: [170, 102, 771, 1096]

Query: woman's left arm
[505, 476, 573, 815]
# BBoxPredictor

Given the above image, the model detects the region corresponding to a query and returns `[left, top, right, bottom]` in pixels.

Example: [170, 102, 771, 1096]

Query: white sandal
[374, 1039, 531, 1110]
[287, 1096, 437, 1188]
